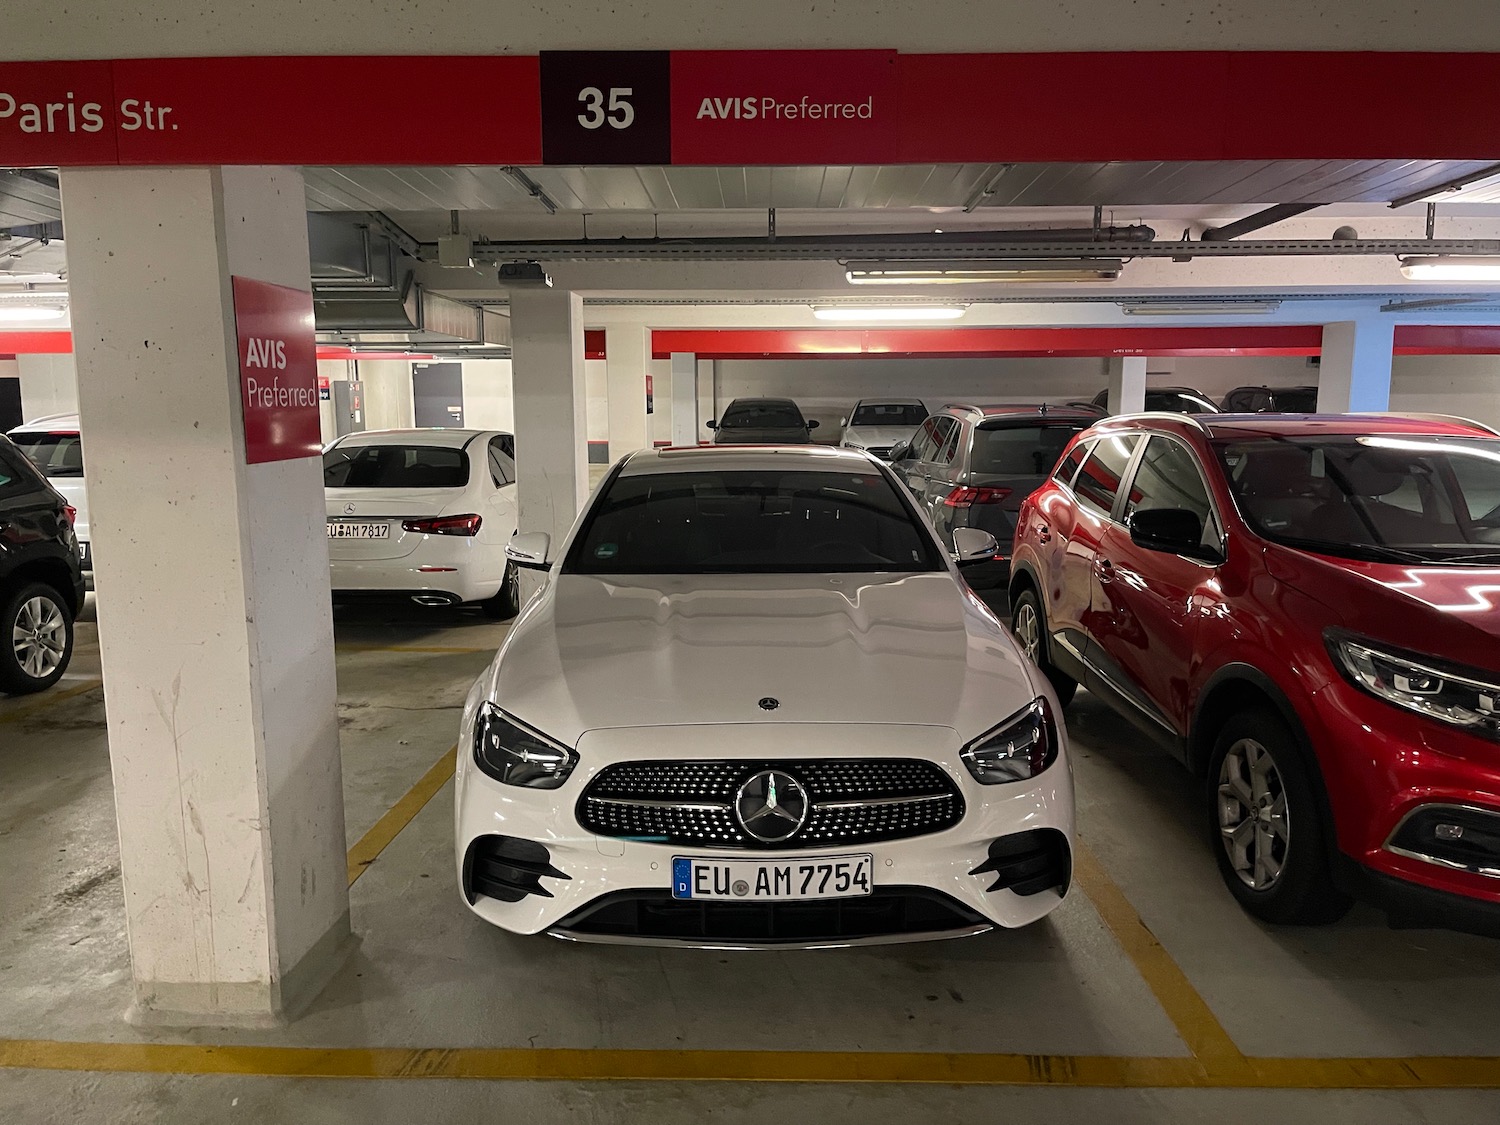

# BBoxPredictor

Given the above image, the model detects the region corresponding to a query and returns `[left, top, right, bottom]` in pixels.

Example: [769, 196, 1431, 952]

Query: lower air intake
[464, 835, 569, 904]
[970, 829, 1071, 896]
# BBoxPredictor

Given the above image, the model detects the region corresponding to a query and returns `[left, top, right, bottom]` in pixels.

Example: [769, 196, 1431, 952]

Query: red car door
[1090, 434, 1222, 739]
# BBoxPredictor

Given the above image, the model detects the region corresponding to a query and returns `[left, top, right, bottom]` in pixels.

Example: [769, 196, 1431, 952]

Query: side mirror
[506, 531, 551, 571]
[705, 419, 718, 430]
[840, 416, 848, 427]
[807, 419, 820, 431]
[952, 526, 1000, 565]
[889, 440, 912, 462]
[1128, 508, 1218, 561]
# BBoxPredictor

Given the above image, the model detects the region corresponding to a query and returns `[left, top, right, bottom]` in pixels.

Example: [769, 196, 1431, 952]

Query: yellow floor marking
[0, 678, 103, 725]
[337, 644, 494, 655]
[1073, 840, 1249, 1071]
[3, 1040, 1500, 1087]
[346, 745, 458, 887]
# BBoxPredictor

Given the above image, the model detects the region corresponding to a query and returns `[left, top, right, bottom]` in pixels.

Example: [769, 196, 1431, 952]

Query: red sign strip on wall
[8, 52, 1500, 167]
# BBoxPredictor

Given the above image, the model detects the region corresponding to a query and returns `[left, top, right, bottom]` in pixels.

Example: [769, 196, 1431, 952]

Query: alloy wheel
[1217, 738, 1290, 891]
[12, 595, 67, 681]
[1014, 601, 1041, 664]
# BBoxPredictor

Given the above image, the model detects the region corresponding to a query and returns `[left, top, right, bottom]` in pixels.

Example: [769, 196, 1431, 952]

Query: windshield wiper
[1274, 536, 1431, 564]
[1425, 550, 1500, 565]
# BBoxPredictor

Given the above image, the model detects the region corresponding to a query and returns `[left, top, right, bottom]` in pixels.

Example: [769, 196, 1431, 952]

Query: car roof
[944, 402, 1102, 422]
[852, 398, 925, 407]
[618, 445, 880, 476]
[331, 427, 505, 449]
[1089, 412, 1498, 440]
[723, 397, 800, 408]
[10, 412, 80, 433]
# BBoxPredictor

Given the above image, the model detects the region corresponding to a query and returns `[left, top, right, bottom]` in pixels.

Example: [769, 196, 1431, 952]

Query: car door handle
[1037, 525, 1052, 544]
[1095, 557, 1115, 581]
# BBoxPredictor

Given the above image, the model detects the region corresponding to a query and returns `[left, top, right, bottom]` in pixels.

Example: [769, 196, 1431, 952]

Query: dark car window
[1053, 440, 1093, 486]
[1123, 436, 1215, 533]
[488, 436, 515, 486]
[323, 444, 470, 489]
[10, 432, 84, 478]
[908, 417, 940, 461]
[0, 440, 43, 497]
[971, 423, 1087, 477]
[1223, 389, 1273, 412]
[939, 419, 963, 464]
[719, 402, 805, 430]
[1218, 434, 1500, 562]
[924, 417, 957, 463]
[1274, 389, 1319, 412]
[565, 468, 944, 575]
[1073, 434, 1141, 517]
[851, 403, 928, 426]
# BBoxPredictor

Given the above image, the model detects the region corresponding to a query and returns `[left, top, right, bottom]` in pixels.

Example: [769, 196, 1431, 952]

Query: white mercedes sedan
[455, 445, 1075, 947]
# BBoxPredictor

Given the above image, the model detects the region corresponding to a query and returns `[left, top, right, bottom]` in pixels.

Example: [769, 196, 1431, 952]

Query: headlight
[472, 702, 578, 788]
[960, 697, 1058, 784]
[1326, 630, 1500, 740]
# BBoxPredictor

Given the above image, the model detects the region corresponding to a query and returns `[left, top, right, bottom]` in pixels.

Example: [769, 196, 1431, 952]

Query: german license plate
[671, 854, 873, 901]
[327, 521, 390, 540]
[79, 541, 91, 569]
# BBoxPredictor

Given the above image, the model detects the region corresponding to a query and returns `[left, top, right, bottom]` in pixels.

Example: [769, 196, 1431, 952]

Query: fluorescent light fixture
[0, 305, 65, 322]
[1399, 256, 1500, 281]
[1119, 300, 1282, 316]
[812, 305, 967, 322]
[845, 259, 1124, 285]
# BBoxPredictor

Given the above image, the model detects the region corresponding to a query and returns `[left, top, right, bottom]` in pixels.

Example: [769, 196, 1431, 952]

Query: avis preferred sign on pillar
[231, 276, 320, 465]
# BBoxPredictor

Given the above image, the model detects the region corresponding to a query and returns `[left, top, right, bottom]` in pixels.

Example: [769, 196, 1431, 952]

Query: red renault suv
[1010, 412, 1500, 935]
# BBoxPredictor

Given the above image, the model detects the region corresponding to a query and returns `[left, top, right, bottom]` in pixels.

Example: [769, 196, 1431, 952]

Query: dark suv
[707, 398, 819, 444]
[1090, 386, 1221, 416]
[0, 433, 84, 694]
[1221, 385, 1319, 413]
[890, 403, 1094, 588]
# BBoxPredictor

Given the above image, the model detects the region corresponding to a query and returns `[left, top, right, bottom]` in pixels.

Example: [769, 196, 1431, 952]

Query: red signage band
[7, 51, 1500, 167]
[231, 276, 321, 465]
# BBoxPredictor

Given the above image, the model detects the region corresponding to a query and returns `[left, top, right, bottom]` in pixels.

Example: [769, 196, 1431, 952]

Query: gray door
[332, 380, 366, 438]
[0, 377, 20, 432]
[413, 362, 465, 428]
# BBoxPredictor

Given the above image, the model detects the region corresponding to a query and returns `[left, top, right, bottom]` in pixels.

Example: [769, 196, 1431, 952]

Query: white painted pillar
[60, 166, 350, 1027]
[509, 288, 588, 566]
[1319, 319, 1396, 412]
[669, 352, 698, 446]
[697, 358, 717, 443]
[604, 323, 651, 460]
[15, 353, 79, 420]
[1106, 355, 1148, 414]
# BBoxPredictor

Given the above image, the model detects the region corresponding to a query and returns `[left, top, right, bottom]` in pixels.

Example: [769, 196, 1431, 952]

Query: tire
[1010, 587, 1077, 708]
[480, 562, 521, 621]
[1205, 708, 1352, 926]
[0, 581, 75, 695]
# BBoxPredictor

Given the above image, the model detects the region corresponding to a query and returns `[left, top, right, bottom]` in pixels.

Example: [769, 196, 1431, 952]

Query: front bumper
[453, 721, 1075, 945]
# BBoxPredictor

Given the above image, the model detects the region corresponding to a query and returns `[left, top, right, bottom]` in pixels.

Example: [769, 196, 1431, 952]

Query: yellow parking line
[346, 745, 458, 887]
[1072, 840, 1248, 1071]
[3, 1039, 1500, 1087]
[0, 678, 103, 725]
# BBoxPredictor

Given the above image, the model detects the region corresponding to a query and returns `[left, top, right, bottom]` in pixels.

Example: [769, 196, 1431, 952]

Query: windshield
[970, 422, 1087, 477]
[564, 468, 944, 574]
[323, 444, 470, 489]
[10, 432, 84, 478]
[850, 403, 928, 427]
[720, 402, 805, 430]
[1218, 434, 1500, 563]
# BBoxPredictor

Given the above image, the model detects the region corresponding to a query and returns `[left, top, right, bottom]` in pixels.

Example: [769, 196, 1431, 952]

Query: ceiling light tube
[812, 305, 967, 321]
[845, 259, 1124, 285]
[1399, 256, 1500, 282]
[1119, 300, 1282, 316]
[0, 305, 66, 322]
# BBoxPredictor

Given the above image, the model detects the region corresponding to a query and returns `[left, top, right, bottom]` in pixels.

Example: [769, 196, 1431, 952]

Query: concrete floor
[3, 596, 1500, 1122]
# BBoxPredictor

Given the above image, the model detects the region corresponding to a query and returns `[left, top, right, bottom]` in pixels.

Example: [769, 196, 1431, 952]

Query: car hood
[488, 571, 1036, 745]
[1281, 549, 1500, 671]
[845, 424, 919, 447]
[713, 427, 811, 444]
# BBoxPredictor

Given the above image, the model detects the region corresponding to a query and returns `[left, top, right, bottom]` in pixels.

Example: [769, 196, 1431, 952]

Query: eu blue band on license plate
[672, 857, 693, 898]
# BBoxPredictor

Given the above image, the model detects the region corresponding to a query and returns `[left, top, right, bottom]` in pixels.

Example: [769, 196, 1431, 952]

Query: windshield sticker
[594, 543, 619, 559]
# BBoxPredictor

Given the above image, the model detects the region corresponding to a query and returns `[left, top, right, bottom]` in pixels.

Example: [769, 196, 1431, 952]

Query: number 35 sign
[540, 51, 670, 164]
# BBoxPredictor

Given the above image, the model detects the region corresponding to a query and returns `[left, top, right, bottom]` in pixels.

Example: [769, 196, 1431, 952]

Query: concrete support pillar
[509, 288, 588, 560]
[1106, 355, 1148, 414]
[669, 352, 698, 446]
[60, 166, 350, 1027]
[697, 359, 717, 444]
[604, 323, 651, 459]
[1318, 319, 1396, 412]
[16, 353, 78, 420]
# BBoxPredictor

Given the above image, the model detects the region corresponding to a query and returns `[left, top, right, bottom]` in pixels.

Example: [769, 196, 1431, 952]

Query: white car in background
[455, 445, 1075, 947]
[7, 414, 92, 587]
[840, 399, 930, 460]
[323, 428, 520, 618]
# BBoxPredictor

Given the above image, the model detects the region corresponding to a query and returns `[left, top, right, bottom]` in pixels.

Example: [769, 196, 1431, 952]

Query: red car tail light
[943, 486, 1013, 509]
[62, 505, 77, 527]
[402, 513, 482, 536]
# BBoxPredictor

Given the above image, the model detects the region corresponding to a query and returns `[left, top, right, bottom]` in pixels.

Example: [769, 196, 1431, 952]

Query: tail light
[62, 505, 77, 527]
[402, 513, 482, 536]
[943, 486, 1013, 509]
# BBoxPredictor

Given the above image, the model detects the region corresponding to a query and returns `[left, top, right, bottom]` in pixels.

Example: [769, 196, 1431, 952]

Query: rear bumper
[329, 558, 499, 604]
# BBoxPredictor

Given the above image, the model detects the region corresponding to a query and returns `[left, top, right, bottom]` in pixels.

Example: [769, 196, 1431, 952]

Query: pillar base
[124, 910, 355, 1029]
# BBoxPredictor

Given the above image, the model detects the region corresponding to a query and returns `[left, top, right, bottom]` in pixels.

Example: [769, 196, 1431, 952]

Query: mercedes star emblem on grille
[734, 769, 809, 843]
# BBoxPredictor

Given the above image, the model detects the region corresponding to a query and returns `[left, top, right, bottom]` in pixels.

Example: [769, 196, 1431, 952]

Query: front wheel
[1010, 588, 1076, 708]
[481, 562, 521, 621]
[1206, 708, 1352, 926]
[0, 582, 75, 695]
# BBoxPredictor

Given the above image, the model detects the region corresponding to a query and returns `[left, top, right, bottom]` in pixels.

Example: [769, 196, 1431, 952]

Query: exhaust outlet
[411, 593, 458, 607]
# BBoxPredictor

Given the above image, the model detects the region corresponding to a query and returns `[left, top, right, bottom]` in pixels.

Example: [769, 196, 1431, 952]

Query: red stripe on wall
[0, 332, 72, 354]
[1393, 325, 1500, 354]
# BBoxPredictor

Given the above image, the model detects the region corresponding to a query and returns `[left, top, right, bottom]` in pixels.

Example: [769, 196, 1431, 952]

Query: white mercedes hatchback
[323, 428, 520, 617]
[455, 445, 1075, 948]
